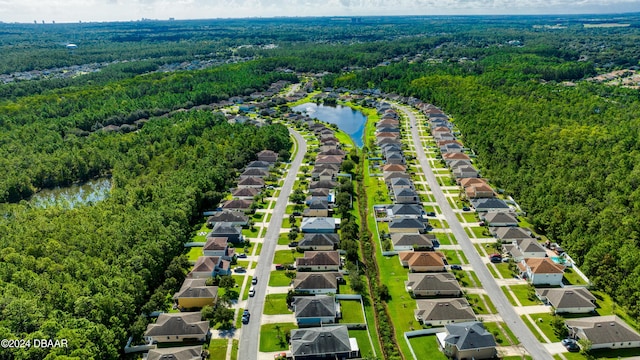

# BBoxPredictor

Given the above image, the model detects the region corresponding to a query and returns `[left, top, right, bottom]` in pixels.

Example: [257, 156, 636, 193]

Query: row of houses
[421, 103, 640, 352]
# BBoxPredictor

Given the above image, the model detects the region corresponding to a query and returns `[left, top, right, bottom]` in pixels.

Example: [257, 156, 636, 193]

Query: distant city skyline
[1, 0, 640, 23]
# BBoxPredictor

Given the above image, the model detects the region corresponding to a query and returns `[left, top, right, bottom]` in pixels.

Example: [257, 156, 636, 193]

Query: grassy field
[268, 270, 294, 287]
[259, 323, 297, 352]
[264, 294, 291, 315]
[273, 249, 303, 264]
[407, 335, 448, 360]
[510, 284, 542, 306]
[187, 246, 203, 261]
[340, 300, 366, 323]
[348, 329, 376, 359]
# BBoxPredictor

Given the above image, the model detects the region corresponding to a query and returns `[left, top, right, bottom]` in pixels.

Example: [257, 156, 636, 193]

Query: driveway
[397, 104, 553, 360]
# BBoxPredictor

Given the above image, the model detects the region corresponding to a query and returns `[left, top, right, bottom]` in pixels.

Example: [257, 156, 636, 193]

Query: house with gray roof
[470, 198, 510, 212]
[481, 212, 518, 227]
[387, 177, 414, 189]
[290, 326, 359, 360]
[453, 165, 479, 179]
[309, 180, 338, 190]
[239, 168, 269, 178]
[303, 197, 330, 217]
[438, 321, 497, 360]
[144, 312, 210, 344]
[146, 346, 204, 360]
[388, 218, 426, 233]
[392, 233, 435, 251]
[231, 187, 260, 200]
[492, 227, 532, 243]
[299, 233, 340, 251]
[173, 278, 218, 309]
[386, 204, 424, 219]
[504, 238, 547, 261]
[296, 251, 341, 272]
[415, 298, 476, 326]
[385, 152, 405, 165]
[566, 316, 640, 350]
[206, 211, 248, 228]
[301, 217, 337, 233]
[246, 160, 272, 169]
[292, 272, 341, 294]
[536, 287, 596, 314]
[405, 272, 462, 297]
[208, 222, 243, 243]
[293, 295, 340, 327]
[237, 176, 265, 189]
[392, 187, 420, 204]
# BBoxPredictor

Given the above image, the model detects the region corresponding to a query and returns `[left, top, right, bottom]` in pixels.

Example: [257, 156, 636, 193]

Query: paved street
[238, 128, 307, 360]
[398, 104, 554, 360]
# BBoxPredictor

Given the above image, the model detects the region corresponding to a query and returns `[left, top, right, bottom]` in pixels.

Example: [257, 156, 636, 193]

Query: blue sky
[1, 0, 640, 23]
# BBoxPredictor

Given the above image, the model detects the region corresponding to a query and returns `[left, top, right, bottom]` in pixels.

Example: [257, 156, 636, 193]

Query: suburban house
[296, 251, 341, 272]
[518, 258, 565, 286]
[173, 278, 218, 309]
[565, 316, 640, 350]
[465, 183, 495, 199]
[443, 153, 471, 163]
[399, 251, 447, 272]
[376, 132, 400, 140]
[316, 169, 337, 182]
[385, 152, 405, 165]
[146, 346, 204, 360]
[377, 137, 401, 146]
[382, 164, 407, 173]
[290, 326, 360, 360]
[392, 187, 420, 204]
[237, 176, 265, 189]
[293, 295, 340, 327]
[440, 143, 464, 153]
[481, 212, 518, 227]
[247, 160, 272, 169]
[257, 149, 278, 163]
[470, 198, 510, 212]
[504, 238, 547, 261]
[206, 211, 248, 228]
[292, 272, 341, 294]
[392, 233, 435, 251]
[388, 218, 426, 233]
[405, 273, 462, 297]
[309, 188, 331, 198]
[309, 180, 338, 190]
[303, 197, 330, 217]
[221, 199, 253, 212]
[301, 217, 338, 233]
[452, 165, 479, 179]
[189, 256, 231, 278]
[414, 298, 476, 326]
[239, 168, 269, 178]
[299, 233, 340, 251]
[208, 222, 243, 243]
[434, 132, 455, 141]
[448, 160, 473, 171]
[492, 227, 532, 243]
[202, 236, 234, 259]
[387, 177, 414, 190]
[318, 148, 346, 157]
[315, 155, 343, 166]
[231, 187, 260, 200]
[438, 322, 497, 360]
[144, 312, 210, 344]
[535, 287, 596, 313]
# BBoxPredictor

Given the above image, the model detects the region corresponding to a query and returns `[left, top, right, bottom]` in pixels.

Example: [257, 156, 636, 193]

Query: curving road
[238, 128, 307, 360]
[397, 104, 553, 360]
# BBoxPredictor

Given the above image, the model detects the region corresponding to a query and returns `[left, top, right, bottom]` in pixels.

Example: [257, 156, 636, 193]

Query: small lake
[292, 102, 366, 147]
[30, 178, 111, 208]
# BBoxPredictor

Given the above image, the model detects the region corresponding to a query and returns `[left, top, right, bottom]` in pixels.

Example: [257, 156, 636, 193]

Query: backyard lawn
[259, 323, 297, 352]
[187, 246, 203, 261]
[348, 330, 376, 359]
[340, 300, 365, 324]
[563, 267, 587, 286]
[407, 335, 447, 360]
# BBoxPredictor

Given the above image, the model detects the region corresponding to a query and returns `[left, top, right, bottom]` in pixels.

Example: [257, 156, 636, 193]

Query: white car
[249, 286, 256, 297]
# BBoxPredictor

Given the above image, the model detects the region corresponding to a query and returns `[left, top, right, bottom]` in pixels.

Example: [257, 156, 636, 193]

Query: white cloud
[0, 0, 639, 23]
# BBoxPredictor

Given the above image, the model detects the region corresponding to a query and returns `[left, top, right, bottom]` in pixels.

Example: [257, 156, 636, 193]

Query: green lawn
[208, 339, 228, 360]
[278, 233, 291, 245]
[494, 262, 516, 279]
[273, 249, 303, 264]
[483, 321, 513, 345]
[264, 294, 291, 315]
[529, 312, 562, 343]
[510, 285, 542, 306]
[340, 300, 365, 324]
[187, 246, 203, 261]
[502, 286, 518, 307]
[375, 254, 419, 333]
[252, 212, 265, 222]
[520, 315, 547, 343]
[435, 232, 453, 245]
[465, 293, 498, 315]
[461, 212, 478, 222]
[470, 226, 489, 238]
[259, 323, 297, 352]
[441, 250, 466, 265]
[235, 260, 254, 270]
[348, 330, 376, 359]
[563, 267, 587, 286]
[191, 221, 210, 242]
[407, 335, 447, 360]
[268, 270, 294, 287]
[230, 339, 238, 360]
[242, 227, 259, 238]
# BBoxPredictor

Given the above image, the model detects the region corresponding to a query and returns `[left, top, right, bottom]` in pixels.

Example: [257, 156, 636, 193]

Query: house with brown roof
[318, 148, 346, 157]
[399, 251, 447, 272]
[292, 272, 341, 294]
[206, 211, 249, 228]
[257, 149, 278, 163]
[443, 153, 471, 163]
[173, 278, 218, 309]
[391, 233, 435, 251]
[465, 183, 495, 199]
[492, 227, 532, 242]
[146, 346, 204, 360]
[315, 155, 343, 166]
[481, 212, 518, 227]
[382, 164, 407, 173]
[536, 287, 596, 313]
[144, 312, 210, 344]
[189, 256, 231, 278]
[566, 316, 640, 350]
[296, 251, 341, 272]
[237, 176, 265, 189]
[221, 199, 253, 212]
[231, 187, 260, 200]
[376, 132, 400, 139]
[459, 178, 488, 188]
[405, 273, 462, 297]
[415, 298, 476, 326]
[517, 258, 564, 286]
[202, 237, 234, 259]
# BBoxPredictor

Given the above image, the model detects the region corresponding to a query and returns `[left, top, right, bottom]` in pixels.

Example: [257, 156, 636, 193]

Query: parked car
[237, 253, 247, 259]
[252, 277, 258, 285]
[462, 206, 470, 211]
[234, 266, 246, 273]
[249, 286, 256, 297]
[561, 339, 573, 346]
[275, 264, 285, 270]
[288, 241, 299, 248]
[564, 340, 579, 352]
[490, 257, 502, 263]
[426, 212, 436, 217]
[242, 313, 250, 324]
[243, 309, 250, 317]
[292, 211, 301, 216]
[450, 265, 463, 270]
